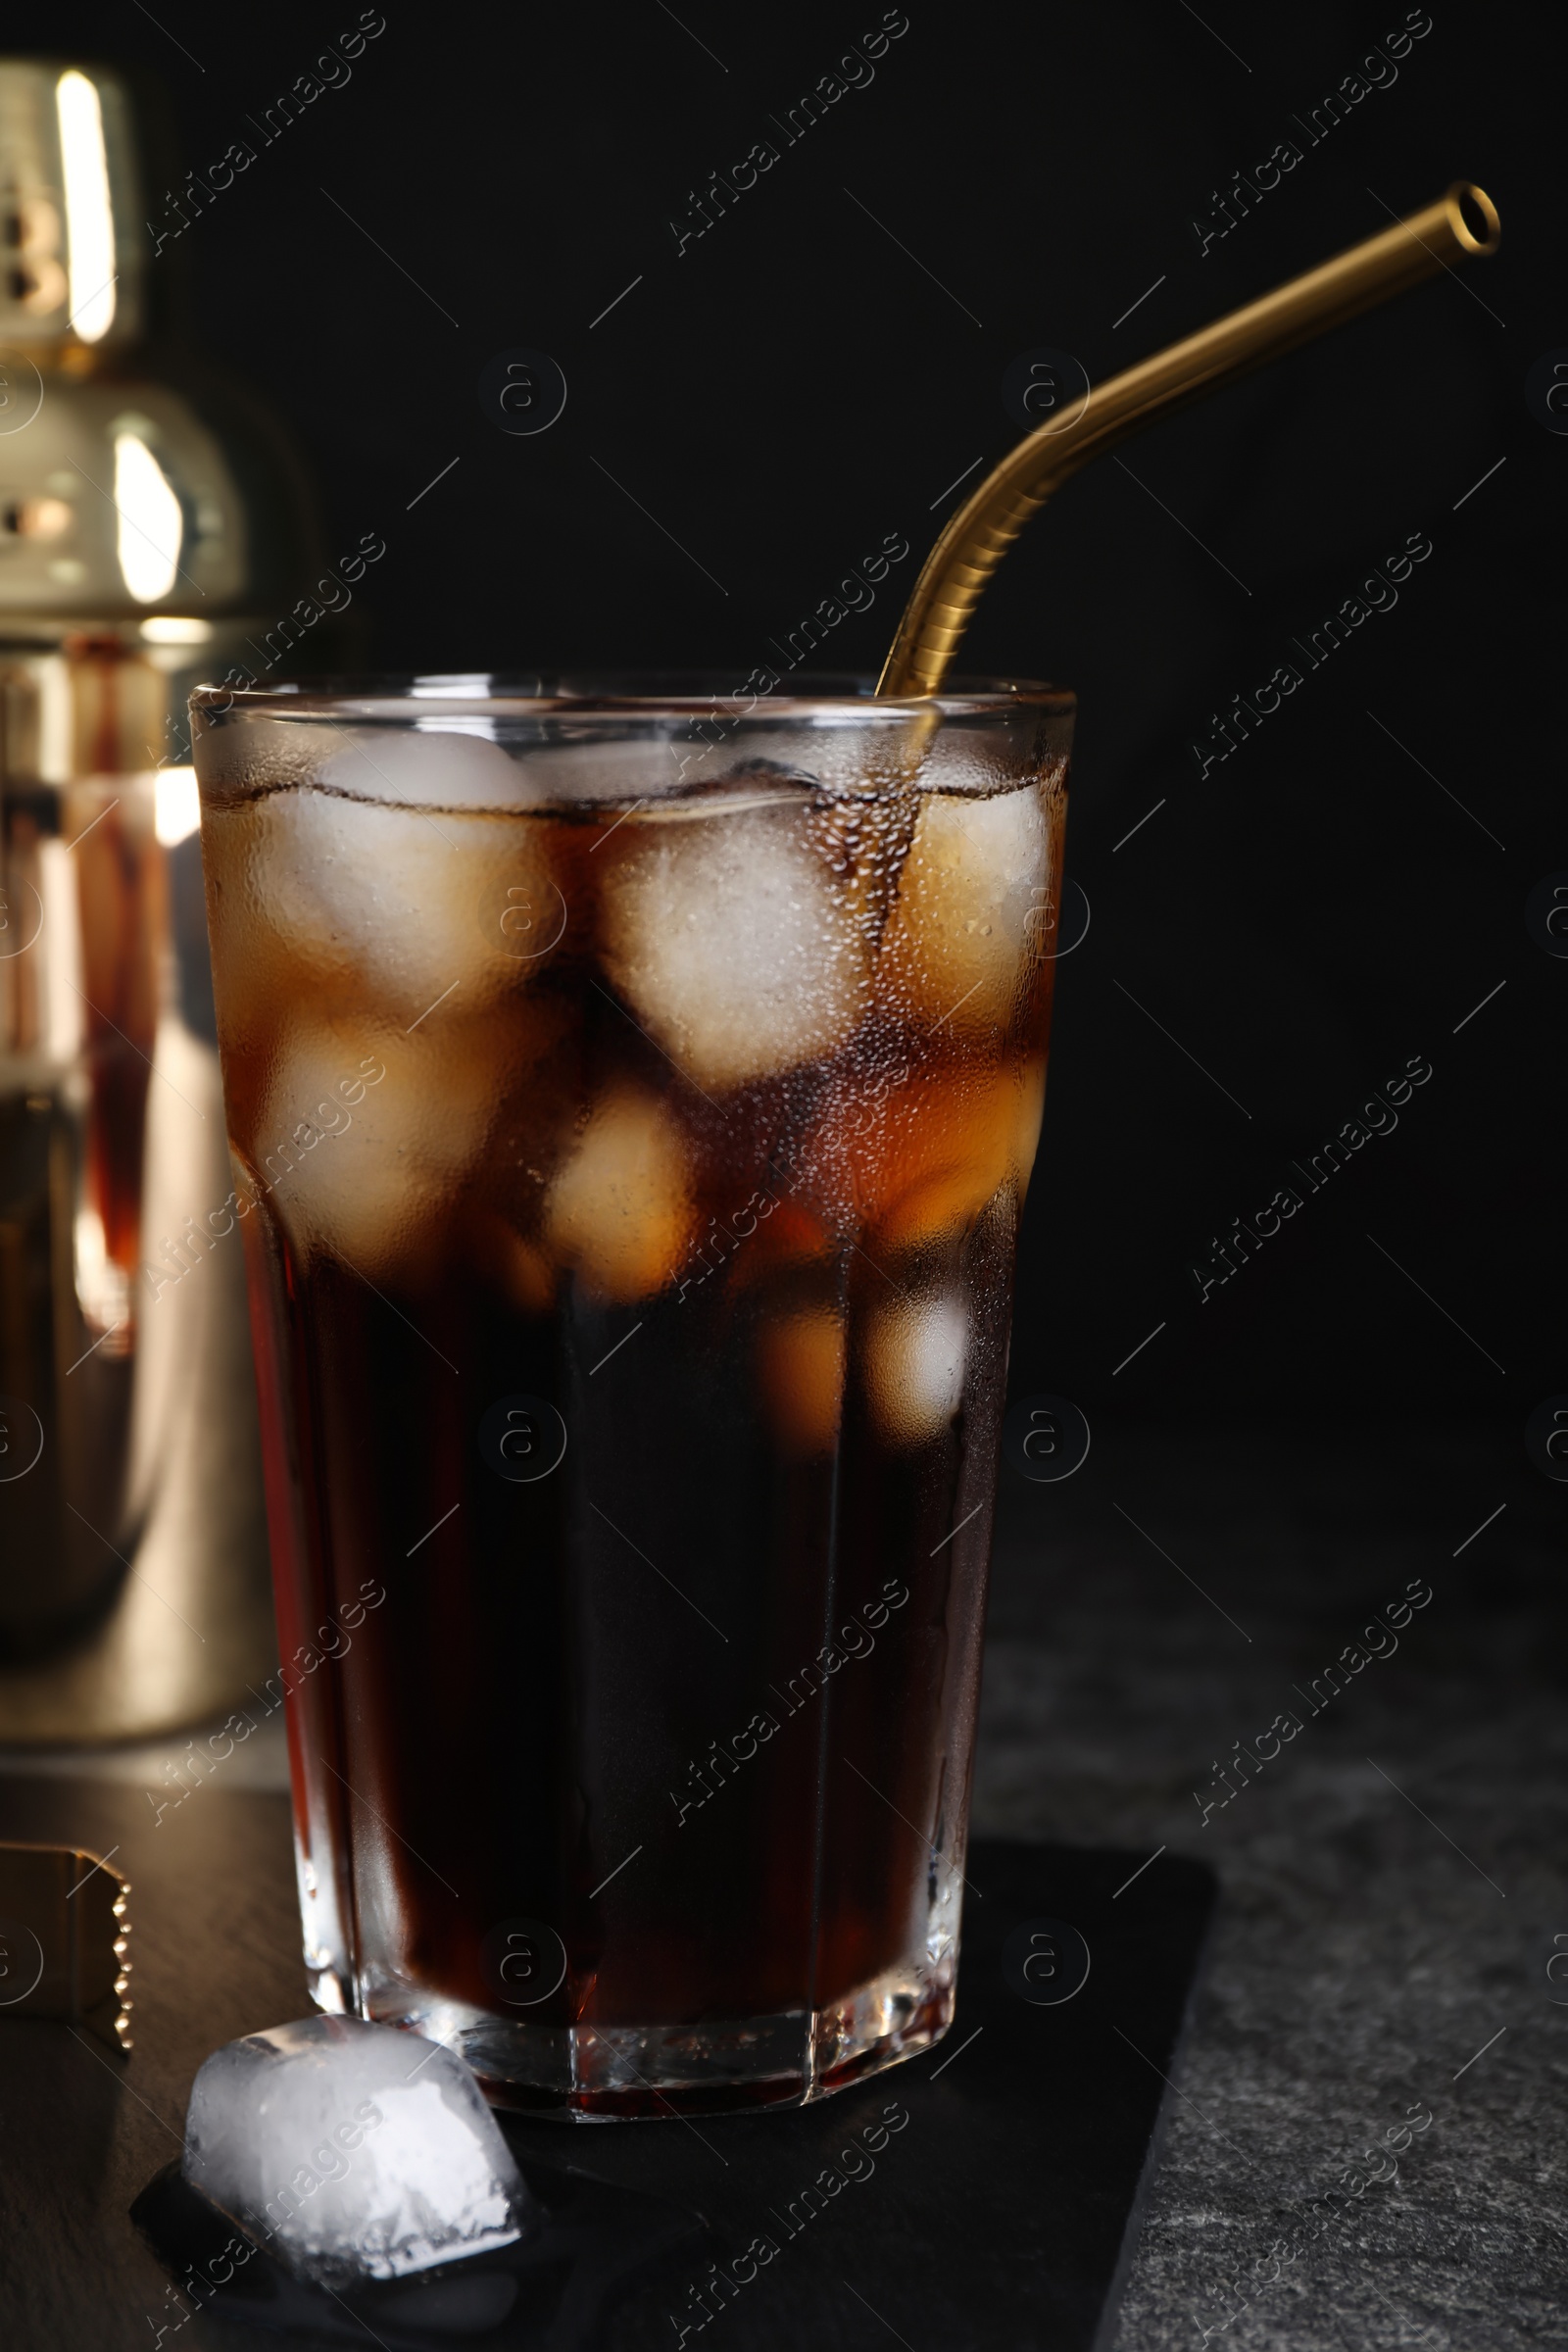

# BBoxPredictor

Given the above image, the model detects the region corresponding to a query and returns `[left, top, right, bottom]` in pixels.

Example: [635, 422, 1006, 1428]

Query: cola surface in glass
[191, 675, 1073, 2116]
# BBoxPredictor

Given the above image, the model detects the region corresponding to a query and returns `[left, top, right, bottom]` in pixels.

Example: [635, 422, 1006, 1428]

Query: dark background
[32, 0, 1563, 1427]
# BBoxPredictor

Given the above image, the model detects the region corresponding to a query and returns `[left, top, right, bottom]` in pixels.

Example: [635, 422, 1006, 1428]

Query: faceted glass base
[313, 1955, 956, 2120]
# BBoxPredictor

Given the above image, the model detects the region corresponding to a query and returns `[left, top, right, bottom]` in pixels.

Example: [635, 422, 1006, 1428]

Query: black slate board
[0, 1776, 1214, 2351]
[581, 1839, 1218, 2352]
[130, 2150, 710, 2348]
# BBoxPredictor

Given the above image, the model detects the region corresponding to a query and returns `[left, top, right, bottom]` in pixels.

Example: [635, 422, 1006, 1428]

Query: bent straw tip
[1446, 181, 1500, 255]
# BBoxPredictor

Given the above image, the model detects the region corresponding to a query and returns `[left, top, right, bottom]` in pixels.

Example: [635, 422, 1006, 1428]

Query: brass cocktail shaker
[0, 59, 355, 1739]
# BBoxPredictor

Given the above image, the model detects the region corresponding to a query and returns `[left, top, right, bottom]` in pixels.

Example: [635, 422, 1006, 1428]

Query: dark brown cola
[196, 700, 1068, 2114]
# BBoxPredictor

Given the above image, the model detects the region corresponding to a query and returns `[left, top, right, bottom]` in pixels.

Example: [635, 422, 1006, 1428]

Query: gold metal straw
[877, 182, 1500, 698]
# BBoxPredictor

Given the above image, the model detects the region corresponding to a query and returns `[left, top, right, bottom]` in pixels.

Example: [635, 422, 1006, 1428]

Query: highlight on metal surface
[0, 1840, 133, 2051]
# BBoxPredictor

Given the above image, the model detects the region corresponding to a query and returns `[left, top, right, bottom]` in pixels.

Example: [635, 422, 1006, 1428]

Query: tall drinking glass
[190, 674, 1073, 2117]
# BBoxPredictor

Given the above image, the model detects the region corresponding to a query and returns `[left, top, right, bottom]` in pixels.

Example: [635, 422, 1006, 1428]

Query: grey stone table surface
[975, 1417, 1566, 2351]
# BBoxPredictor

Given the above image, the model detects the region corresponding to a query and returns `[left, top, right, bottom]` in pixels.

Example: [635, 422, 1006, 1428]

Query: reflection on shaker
[0, 56, 357, 1739]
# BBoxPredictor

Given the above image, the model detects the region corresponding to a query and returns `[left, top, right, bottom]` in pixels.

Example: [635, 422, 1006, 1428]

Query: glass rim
[186, 670, 1076, 722]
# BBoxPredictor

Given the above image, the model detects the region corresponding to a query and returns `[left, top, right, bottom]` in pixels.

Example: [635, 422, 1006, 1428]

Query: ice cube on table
[181, 2014, 531, 2288]
[598, 805, 871, 1091]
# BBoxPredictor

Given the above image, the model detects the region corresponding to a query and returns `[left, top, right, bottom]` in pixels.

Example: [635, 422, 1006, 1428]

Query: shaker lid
[0, 59, 144, 351]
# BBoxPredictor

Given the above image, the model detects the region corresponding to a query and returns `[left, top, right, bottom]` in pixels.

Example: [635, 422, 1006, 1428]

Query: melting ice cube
[879, 784, 1051, 1034]
[862, 1288, 969, 1446]
[181, 2015, 531, 2287]
[544, 1079, 696, 1303]
[317, 724, 535, 812]
[253, 1004, 568, 1282]
[598, 804, 870, 1091]
[219, 777, 560, 1040]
